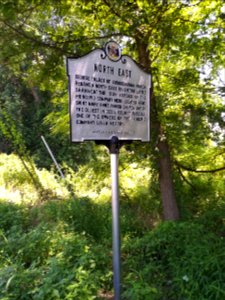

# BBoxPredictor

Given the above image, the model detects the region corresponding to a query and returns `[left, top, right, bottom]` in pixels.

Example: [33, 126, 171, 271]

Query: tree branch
[0, 17, 132, 57]
[55, 32, 131, 46]
[176, 165, 196, 190]
[175, 161, 225, 173]
[0, 19, 73, 55]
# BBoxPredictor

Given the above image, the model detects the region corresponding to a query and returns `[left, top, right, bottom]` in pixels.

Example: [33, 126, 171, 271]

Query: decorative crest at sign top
[104, 41, 122, 62]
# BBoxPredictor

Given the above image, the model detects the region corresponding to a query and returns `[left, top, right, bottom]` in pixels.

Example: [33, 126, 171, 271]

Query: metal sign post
[41, 135, 65, 179]
[111, 150, 120, 299]
[96, 137, 131, 299]
[109, 136, 121, 299]
[67, 41, 151, 300]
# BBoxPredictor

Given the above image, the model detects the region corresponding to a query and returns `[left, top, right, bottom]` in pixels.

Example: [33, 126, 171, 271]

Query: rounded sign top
[105, 41, 122, 62]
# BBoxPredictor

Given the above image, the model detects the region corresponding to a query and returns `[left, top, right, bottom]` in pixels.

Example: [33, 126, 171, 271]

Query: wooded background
[0, 1, 225, 299]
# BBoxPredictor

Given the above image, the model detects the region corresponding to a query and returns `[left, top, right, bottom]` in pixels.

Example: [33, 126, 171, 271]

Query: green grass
[0, 153, 225, 299]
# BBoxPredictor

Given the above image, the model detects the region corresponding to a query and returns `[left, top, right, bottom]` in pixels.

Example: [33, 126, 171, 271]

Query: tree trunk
[157, 126, 179, 220]
[136, 38, 179, 220]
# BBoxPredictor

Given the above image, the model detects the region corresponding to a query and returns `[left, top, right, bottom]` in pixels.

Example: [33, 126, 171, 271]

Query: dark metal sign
[67, 41, 151, 142]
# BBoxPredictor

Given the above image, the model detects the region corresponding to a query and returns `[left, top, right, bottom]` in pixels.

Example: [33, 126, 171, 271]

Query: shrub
[122, 221, 225, 300]
[0, 220, 112, 300]
[0, 201, 29, 234]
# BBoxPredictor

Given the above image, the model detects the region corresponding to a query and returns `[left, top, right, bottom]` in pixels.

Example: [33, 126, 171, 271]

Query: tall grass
[0, 153, 225, 299]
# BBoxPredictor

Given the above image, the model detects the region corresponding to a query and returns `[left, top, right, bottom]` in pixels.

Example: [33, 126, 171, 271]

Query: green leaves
[122, 221, 225, 299]
[0, 0, 224, 221]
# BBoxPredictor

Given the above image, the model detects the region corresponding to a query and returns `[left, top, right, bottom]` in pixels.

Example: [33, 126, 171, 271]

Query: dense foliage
[0, 0, 225, 298]
[0, 154, 225, 299]
[0, 0, 224, 219]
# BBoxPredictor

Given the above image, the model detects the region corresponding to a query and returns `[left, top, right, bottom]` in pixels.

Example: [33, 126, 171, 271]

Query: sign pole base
[96, 137, 132, 300]
[110, 141, 120, 300]
[107, 136, 121, 300]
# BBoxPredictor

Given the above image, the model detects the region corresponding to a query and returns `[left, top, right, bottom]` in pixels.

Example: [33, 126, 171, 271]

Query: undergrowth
[0, 154, 225, 299]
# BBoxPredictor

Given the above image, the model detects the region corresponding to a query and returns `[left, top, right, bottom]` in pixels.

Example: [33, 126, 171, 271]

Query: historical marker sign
[67, 41, 151, 142]
[67, 41, 151, 300]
